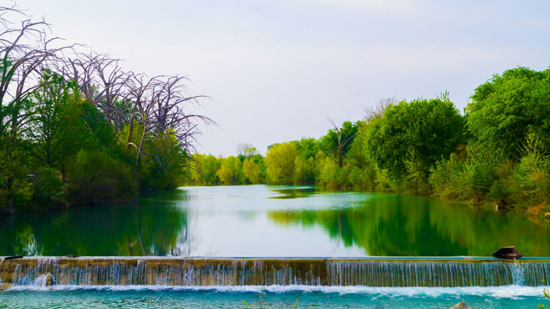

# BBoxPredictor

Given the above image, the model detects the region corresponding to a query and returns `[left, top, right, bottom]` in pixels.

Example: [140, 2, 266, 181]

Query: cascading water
[1, 257, 549, 288]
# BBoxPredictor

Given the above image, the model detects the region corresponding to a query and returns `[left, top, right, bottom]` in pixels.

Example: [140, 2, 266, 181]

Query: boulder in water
[450, 301, 472, 309]
[492, 246, 523, 259]
[0, 284, 12, 291]
[45, 273, 54, 286]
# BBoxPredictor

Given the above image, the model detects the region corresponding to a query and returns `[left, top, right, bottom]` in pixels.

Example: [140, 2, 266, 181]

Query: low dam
[1, 257, 549, 288]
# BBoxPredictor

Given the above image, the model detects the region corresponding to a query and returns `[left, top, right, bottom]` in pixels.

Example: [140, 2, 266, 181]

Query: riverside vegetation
[187, 68, 550, 219]
[1, 4, 549, 222]
[0, 6, 213, 214]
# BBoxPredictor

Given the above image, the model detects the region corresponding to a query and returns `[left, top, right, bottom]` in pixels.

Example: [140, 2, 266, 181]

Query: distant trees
[184, 65, 548, 214]
[217, 156, 243, 185]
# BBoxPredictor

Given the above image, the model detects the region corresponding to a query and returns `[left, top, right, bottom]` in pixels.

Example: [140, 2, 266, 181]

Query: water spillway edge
[1, 257, 549, 288]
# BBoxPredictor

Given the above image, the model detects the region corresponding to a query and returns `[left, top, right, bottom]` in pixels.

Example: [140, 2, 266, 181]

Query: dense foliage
[187, 67, 550, 216]
[0, 7, 211, 214]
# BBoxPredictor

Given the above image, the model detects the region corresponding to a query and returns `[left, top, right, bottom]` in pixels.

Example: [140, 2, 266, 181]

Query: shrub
[68, 149, 137, 204]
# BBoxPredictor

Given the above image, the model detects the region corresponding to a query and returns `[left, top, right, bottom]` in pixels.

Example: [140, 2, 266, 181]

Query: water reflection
[269, 187, 318, 199]
[0, 190, 190, 256]
[1, 186, 549, 257]
[268, 193, 550, 256]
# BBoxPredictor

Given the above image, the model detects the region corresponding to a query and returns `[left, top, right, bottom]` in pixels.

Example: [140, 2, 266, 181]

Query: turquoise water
[1, 286, 549, 308]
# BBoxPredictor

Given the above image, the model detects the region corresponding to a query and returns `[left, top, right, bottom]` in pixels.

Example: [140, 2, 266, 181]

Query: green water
[1, 185, 549, 257]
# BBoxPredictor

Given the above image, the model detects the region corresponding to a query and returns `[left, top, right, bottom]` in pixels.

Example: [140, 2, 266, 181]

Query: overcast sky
[15, 0, 550, 156]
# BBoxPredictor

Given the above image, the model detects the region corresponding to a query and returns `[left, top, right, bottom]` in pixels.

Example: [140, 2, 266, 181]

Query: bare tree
[324, 117, 356, 168]
[124, 75, 215, 168]
[363, 96, 398, 123]
[0, 5, 71, 137]
[236, 143, 257, 157]
[1, 4, 216, 175]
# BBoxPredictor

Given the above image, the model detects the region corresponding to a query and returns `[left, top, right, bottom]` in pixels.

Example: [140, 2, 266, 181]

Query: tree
[366, 96, 465, 180]
[363, 96, 398, 123]
[319, 119, 359, 168]
[467, 67, 550, 161]
[243, 158, 261, 184]
[25, 71, 86, 181]
[216, 156, 243, 185]
[265, 142, 297, 184]
[0, 6, 70, 138]
[236, 143, 258, 158]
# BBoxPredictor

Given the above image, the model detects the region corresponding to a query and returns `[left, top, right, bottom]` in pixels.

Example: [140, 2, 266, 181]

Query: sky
[13, 0, 550, 156]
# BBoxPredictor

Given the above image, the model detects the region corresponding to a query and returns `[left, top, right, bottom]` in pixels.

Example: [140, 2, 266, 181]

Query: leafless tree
[1, 4, 215, 174]
[363, 96, 398, 123]
[236, 143, 257, 157]
[325, 116, 356, 168]
[0, 5, 72, 137]
[122, 74, 216, 168]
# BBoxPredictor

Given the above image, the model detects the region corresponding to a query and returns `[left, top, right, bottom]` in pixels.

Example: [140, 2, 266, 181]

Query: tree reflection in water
[268, 192, 550, 256]
[0, 190, 191, 256]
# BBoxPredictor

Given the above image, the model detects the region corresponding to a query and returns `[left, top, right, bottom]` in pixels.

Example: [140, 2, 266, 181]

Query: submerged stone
[0, 283, 12, 291]
[492, 246, 523, 259]
[450, 301, 472, 309]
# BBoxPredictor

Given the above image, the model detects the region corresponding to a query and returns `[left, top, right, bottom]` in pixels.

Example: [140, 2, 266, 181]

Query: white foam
[5, 284, 549, 298]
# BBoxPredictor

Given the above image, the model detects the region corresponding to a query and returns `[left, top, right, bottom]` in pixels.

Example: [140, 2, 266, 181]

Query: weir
[1, 257, 549, 288]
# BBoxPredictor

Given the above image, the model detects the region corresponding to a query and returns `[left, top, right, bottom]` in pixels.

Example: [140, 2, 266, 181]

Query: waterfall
[1, 257, 549, 288]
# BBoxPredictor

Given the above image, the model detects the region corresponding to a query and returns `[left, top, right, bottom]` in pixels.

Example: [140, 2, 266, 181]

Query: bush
[68, 149, 137, 204]
[0, 143, 33, 211]
[31, 166, 64, 208]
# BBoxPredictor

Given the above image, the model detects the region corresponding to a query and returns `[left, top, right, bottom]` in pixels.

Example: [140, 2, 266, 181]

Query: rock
[45, 273, 54, 286]
[450, 301, 473, 309]
[492, 246, 523, 259]
[0, 284, 12, 291]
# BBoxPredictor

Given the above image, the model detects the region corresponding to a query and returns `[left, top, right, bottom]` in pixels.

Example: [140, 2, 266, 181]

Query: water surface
[1, 286, 549, 308]
[1, 185, 549, 256]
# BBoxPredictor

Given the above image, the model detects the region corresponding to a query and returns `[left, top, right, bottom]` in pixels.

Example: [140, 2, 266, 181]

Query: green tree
[467, 67, 550, 161]
[243, 158, 261, 184]
[366, 96, 465, 184]
[216, 156, 243, 185]
[291, 138, 319, 184]
[68, 149, 137, 205]
[25, 71, 87, 181]
[319, 120, 360, 168]
[265, 142, 297, 184]
[0, 139, 33, 211]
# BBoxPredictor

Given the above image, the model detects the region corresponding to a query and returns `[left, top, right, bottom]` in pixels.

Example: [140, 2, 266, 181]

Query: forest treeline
[187, 67, 550, 213]
[0, 6, 212, 214]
